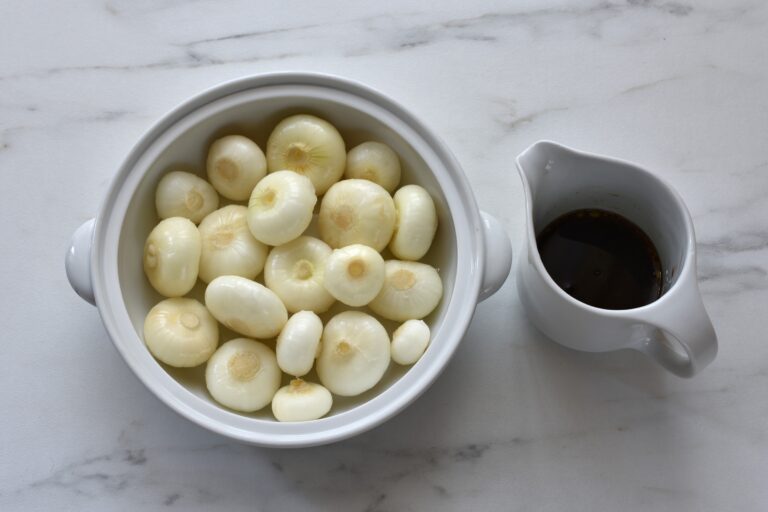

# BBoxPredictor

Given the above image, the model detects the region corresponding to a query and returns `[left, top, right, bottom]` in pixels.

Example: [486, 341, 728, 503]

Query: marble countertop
[2, 0, 767, 510]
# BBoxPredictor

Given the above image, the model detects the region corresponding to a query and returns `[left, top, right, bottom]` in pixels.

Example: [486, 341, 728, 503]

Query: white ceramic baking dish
[65, 72, 512, 447]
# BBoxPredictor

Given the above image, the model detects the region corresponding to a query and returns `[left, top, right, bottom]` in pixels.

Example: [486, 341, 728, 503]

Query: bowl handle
[479, 211, 513, 301]
[65, 218, 96, 305]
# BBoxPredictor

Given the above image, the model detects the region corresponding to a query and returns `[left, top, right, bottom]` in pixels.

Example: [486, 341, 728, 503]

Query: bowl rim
[90, 72, 485, 446]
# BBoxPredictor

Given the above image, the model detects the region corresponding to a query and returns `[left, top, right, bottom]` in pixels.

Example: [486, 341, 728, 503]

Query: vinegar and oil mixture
[536, 209, 663, 310]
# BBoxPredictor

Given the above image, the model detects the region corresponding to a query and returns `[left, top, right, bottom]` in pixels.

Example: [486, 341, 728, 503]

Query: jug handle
[631, 272, 717, 377]
[479, 211, 513, 301]
[65, 218, 96, 305]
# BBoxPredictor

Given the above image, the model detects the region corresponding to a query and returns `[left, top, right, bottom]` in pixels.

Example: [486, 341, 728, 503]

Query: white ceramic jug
[515, 141, 717, 377]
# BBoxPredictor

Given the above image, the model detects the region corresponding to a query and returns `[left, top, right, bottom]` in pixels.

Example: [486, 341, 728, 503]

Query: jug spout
[515, 140, 570, 199]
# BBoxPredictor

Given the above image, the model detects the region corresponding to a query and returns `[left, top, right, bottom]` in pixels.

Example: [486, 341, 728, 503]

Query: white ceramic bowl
[65, 72, 512, 447]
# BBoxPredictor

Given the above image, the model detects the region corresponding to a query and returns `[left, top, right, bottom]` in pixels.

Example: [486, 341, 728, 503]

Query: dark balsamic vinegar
[536, 209, 663, 310]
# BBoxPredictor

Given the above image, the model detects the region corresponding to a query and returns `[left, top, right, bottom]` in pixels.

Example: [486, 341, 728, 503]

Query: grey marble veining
[1, 0, 767, 510]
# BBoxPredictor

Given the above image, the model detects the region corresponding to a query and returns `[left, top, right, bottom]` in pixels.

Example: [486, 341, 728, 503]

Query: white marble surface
[1, 0, 767, 510]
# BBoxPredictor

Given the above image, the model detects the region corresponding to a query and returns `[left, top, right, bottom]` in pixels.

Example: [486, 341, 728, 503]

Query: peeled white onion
[206, 338, 281, 412]
[205, 275, 287, 339]
[143, 217, 201, 297]
[206, 135, 267, 200]
[264, 236, 335, 313]
[276, 310, 323, 377]
[323, 244, 385, 307]
[390, 319, 430, 365]
[318, 179, 396, 251]
[247, 170, 316, 246]
[316, 311, 390, 396]
[144, 298, 219, 367]
[155, 171, 219, 223]
[368, 260, 443, 321]
[266, 114, 346, 195]
[344, 141, 401, 193]
[198, 205, 268, 283]
[271, 379, 332, 422]
[389, 185, 438, 261]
